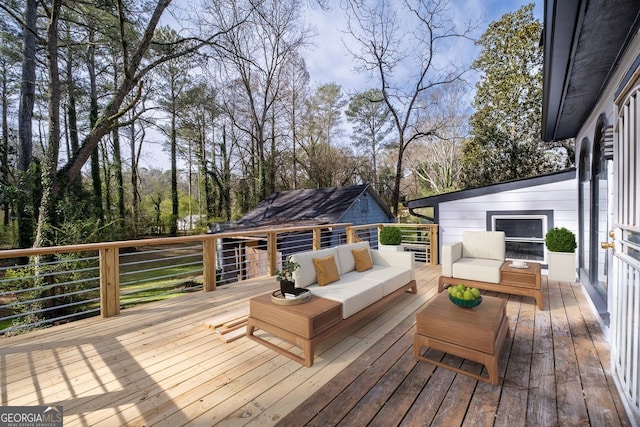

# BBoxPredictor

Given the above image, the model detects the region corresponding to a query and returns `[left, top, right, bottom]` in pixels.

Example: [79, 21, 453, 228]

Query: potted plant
[545, 227, 577, 282]
[379, 226, 404, 252]
[276, 257, 300, 294]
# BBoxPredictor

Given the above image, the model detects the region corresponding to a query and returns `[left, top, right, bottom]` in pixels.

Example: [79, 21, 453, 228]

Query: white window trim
[490, 214, 549, 264]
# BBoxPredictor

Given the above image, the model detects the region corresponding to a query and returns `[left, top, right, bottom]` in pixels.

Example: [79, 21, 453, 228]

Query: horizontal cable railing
[0, 252, 102, 335]
[0, 222, 437, 335]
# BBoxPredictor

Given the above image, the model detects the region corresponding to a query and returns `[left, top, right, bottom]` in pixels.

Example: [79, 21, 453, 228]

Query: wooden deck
[0, 265, 631, 426]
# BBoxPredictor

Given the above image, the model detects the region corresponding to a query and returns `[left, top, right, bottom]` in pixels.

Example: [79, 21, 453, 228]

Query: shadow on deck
[0, 264, 631, 426]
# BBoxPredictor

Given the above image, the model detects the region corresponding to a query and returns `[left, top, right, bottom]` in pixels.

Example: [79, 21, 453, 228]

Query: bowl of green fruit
[447, 284, 482, 308]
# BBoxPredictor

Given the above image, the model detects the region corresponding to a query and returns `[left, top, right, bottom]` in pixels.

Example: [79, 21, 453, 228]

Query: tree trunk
[199, 122, 213, 217]
[17, 0, 37, 248]
[112, 124, 126, 227]
[170, 99, 178, 236]
[129, 119, 141, 237]
[101, 143, 112, 222]
[65, 25, 82, 195]
[87, 31, 104, 223]
[34, 0, 63, 249]
[1, 63, 10, 225]
[391, 138, 405, 217]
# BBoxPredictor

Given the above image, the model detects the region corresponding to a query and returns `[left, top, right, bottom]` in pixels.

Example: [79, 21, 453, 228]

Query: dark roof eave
[541, 0, 582, 142]
[542, 0, 640, 142]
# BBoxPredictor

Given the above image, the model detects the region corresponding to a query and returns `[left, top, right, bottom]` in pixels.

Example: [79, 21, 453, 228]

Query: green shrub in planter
[545, 227, 577, 253]
[380, 226, 402, 245]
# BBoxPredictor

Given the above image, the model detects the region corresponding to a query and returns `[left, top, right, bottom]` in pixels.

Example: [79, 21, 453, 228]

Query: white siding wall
[438, 178, 579, 250]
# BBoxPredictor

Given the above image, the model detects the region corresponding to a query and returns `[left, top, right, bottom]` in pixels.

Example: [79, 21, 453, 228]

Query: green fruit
[471, 288, 481, 299]
[455, 290, 464, 299]
[463, 290, 473, 300]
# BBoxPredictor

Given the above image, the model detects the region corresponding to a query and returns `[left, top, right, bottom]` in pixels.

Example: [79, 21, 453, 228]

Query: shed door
[611, 80, 640, 425]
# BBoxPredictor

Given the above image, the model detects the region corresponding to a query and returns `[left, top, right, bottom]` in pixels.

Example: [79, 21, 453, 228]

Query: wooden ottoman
[414, 292, 509, 385]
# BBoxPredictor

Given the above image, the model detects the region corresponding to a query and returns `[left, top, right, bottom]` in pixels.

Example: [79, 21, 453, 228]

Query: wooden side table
[414, 292, 509, 385]
[246, 292, 343, 367]
[500, 262, 543, 310]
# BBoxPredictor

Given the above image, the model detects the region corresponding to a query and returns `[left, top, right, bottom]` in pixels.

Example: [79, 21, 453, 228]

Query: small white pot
[547, 250, 576, 282]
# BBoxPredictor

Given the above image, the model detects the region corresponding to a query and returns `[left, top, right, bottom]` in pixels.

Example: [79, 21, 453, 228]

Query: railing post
[430, 225, 439, 265]
[203, 237, 217, 292]
[268, 232, 277, 276]
[313, 228, 321, 250]
[346, 226, 354, 244]
[99, 247, 120, 318]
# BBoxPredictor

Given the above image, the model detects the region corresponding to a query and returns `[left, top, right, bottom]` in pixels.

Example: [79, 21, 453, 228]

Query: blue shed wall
[339, 196, 392, 225]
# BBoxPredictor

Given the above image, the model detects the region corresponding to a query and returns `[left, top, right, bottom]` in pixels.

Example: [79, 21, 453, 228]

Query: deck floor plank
[0, 265, 631, 426]
[549, 278, 591, 426]
[495, 296, 534, 426]
[561, 282, 629, 426]
[526, 281, 558, 427]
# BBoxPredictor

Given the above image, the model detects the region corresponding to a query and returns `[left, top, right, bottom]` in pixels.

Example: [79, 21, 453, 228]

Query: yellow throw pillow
[352, 247, 373, 272]
[312, 255, 340, 286]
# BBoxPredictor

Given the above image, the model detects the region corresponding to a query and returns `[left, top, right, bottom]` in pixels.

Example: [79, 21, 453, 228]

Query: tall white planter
[378, 244, 405, 252]
[547, 251, 576, 282]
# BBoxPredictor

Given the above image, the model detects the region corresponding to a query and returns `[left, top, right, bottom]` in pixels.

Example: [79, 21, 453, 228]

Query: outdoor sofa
[291, 241, 417, 318]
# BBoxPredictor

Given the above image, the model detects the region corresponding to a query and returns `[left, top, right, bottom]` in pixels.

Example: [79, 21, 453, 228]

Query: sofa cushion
[462, 231, 505, 261]
[307, 273, 384, 318]
[335, 242, 370, 274]
[312, 255, 340, 286]
[291, 247, 339, 288]
[352, 247, 373, 272]
[359, 265, 413, 296]
[452, 257, 504, 283]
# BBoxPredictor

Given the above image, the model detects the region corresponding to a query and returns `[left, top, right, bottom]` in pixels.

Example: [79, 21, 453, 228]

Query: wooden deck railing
[0, 222, 438, 333]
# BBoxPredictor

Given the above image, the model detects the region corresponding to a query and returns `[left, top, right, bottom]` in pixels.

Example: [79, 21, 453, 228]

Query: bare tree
[345, 0, 476, 215]
[412, 81, 469, 194]
[345, 88, 393, 192]
[280, 53, 309, 189]
[210, 0, 310, 204]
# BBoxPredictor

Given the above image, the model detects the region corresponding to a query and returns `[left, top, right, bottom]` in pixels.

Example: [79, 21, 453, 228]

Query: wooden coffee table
[414, 292, 509, 385]
[246, 292, 343, 367]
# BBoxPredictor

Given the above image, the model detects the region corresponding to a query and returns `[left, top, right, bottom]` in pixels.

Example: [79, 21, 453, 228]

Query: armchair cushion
[462, 231, 505, 261]
[452, 258, 503, 283]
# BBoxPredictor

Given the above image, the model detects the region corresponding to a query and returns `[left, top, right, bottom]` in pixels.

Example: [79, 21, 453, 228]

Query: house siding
[339, 196, 392, 226]
[437, 178, 578, 246]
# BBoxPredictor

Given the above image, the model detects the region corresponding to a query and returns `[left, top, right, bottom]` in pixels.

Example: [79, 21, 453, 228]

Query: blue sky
[303, 0, 541, 94]
[144, 0, 541, 170]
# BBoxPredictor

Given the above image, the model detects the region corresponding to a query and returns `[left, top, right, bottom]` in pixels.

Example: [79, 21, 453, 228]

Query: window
[487, 211, 552, 263]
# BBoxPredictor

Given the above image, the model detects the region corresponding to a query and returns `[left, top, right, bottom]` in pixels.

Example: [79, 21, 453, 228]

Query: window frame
[486, 210, 554, 265]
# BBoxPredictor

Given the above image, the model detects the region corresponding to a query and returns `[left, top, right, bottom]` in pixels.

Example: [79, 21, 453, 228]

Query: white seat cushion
[452, 258, 504, 283]
[307, 272, 384, 318]
[358, 265, 413, 296]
